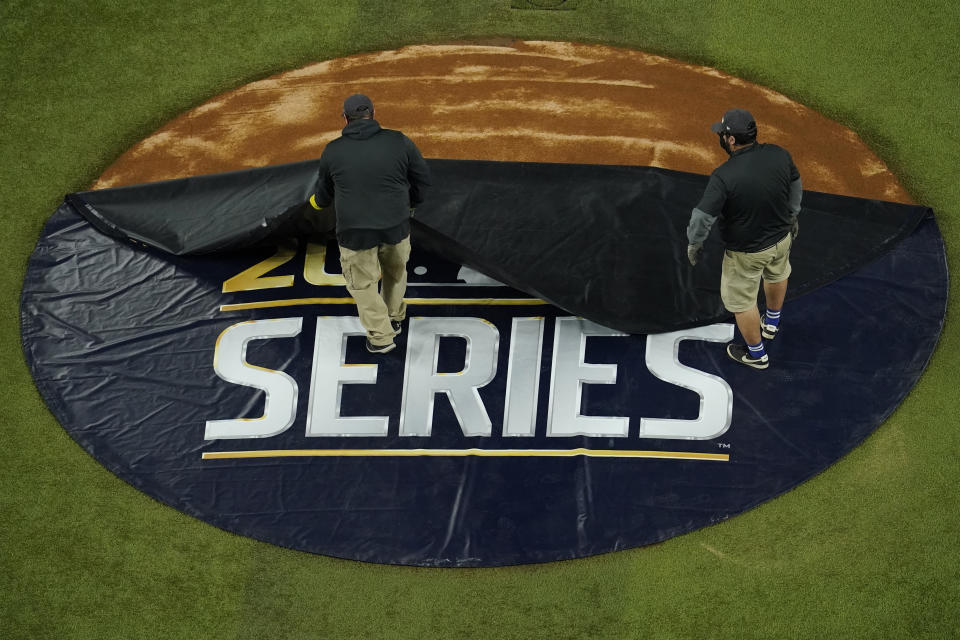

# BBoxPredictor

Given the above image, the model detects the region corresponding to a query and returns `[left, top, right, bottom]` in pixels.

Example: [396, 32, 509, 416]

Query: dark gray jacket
[312, 119, 431, 232]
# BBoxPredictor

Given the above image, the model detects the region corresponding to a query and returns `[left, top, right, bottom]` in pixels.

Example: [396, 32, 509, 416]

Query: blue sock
[747, 341, 766, 359]
[765, 308, 781, 328]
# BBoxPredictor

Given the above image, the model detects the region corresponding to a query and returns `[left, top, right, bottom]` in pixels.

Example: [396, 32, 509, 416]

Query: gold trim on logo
[219, 297, 550, 312]
[202, 448, 729, 461]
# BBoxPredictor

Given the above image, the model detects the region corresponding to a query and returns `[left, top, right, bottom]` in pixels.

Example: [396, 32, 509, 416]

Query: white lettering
[305, 317, 388, 437]
[640, 324, 735, 439]
[503, 317, 545, 437]
[547, 317, 629, 437]
[205, 316, 738, 443]
[399, 317, 499, 437]
[204, 318, 302, 439]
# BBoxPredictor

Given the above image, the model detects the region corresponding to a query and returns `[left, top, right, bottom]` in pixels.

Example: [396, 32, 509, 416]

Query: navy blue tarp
[20, 159, 946, 566]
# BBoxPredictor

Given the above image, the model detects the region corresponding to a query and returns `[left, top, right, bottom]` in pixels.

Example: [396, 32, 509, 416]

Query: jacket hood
[342, 118, 382, 140]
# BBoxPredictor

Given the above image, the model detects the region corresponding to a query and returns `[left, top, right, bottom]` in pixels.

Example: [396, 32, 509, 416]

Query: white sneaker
[760, 318, 779, 341]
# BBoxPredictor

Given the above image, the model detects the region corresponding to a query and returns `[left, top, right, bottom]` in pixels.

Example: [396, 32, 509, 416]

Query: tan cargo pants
[338, 236, 410, 346]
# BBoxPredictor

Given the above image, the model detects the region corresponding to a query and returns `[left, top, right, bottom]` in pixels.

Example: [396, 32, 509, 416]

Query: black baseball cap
[710, 108, 757, 137]
[343, 94, 374, 117]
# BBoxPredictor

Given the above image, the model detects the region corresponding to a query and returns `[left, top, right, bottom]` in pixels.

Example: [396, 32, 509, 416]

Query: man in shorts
[686, 108, 803, 370]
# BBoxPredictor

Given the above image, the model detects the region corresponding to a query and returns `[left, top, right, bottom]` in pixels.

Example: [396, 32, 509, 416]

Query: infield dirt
[95, 40, 910, 204]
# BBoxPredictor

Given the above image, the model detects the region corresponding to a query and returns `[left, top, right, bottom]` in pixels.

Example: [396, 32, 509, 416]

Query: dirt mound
[96, 41, 909, 203]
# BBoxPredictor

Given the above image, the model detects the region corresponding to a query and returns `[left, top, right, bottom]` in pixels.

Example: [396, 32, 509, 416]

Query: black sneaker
[726, 343, 769, 370]
[760, 318, 779, 340]
[391, 320, 402, 335]
[366, 339, 396, 354]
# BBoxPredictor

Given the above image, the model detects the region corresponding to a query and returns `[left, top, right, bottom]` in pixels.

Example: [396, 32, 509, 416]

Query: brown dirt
[95, 40, 911, 204]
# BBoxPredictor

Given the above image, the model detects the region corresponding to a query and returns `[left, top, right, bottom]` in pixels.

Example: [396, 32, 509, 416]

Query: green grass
[2, 1, 959, 638]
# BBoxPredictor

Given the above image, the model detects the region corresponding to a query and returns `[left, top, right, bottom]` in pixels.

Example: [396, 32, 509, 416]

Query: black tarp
[65, 158, 930, 334]
[68, 160, 327, 254]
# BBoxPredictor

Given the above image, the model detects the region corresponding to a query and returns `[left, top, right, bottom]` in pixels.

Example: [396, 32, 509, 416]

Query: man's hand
[790, 218, 799, 240]
[687, 242, 704, 266]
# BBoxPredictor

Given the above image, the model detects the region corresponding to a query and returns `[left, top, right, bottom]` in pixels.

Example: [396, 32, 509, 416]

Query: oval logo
[21, 42, 946, 566]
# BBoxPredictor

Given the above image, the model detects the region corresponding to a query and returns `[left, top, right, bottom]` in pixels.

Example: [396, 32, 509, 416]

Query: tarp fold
[65, 158, 931, 333]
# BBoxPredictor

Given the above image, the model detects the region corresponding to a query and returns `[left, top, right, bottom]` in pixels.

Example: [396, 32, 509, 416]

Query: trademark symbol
[717, 443, 731, 449]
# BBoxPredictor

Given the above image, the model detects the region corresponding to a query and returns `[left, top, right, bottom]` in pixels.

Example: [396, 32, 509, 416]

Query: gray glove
[790, 218, 799, 240]
[687, 242, 703, 266]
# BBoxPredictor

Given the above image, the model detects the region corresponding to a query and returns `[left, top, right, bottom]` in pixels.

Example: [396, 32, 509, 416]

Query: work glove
[687, 242, 703, 266]
[790, 218, 799, 240]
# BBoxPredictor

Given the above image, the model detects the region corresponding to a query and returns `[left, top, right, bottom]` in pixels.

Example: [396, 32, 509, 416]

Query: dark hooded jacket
[312, 119, 431, 236]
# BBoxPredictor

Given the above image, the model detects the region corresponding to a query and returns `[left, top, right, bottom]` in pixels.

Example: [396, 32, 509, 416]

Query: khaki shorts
[720, 233, 793, 313]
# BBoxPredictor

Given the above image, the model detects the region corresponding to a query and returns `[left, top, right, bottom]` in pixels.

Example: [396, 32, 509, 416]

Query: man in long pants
[337, 240, 410, 351]
[309, 94, 431, 353]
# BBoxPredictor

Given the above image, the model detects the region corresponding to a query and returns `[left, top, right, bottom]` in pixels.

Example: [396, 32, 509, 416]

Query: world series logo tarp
[20, 42, 948, 566]
[21, 192, 945, 566]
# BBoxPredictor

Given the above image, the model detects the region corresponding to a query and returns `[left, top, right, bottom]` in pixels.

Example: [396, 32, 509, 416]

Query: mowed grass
[2, 1, 958, 638]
